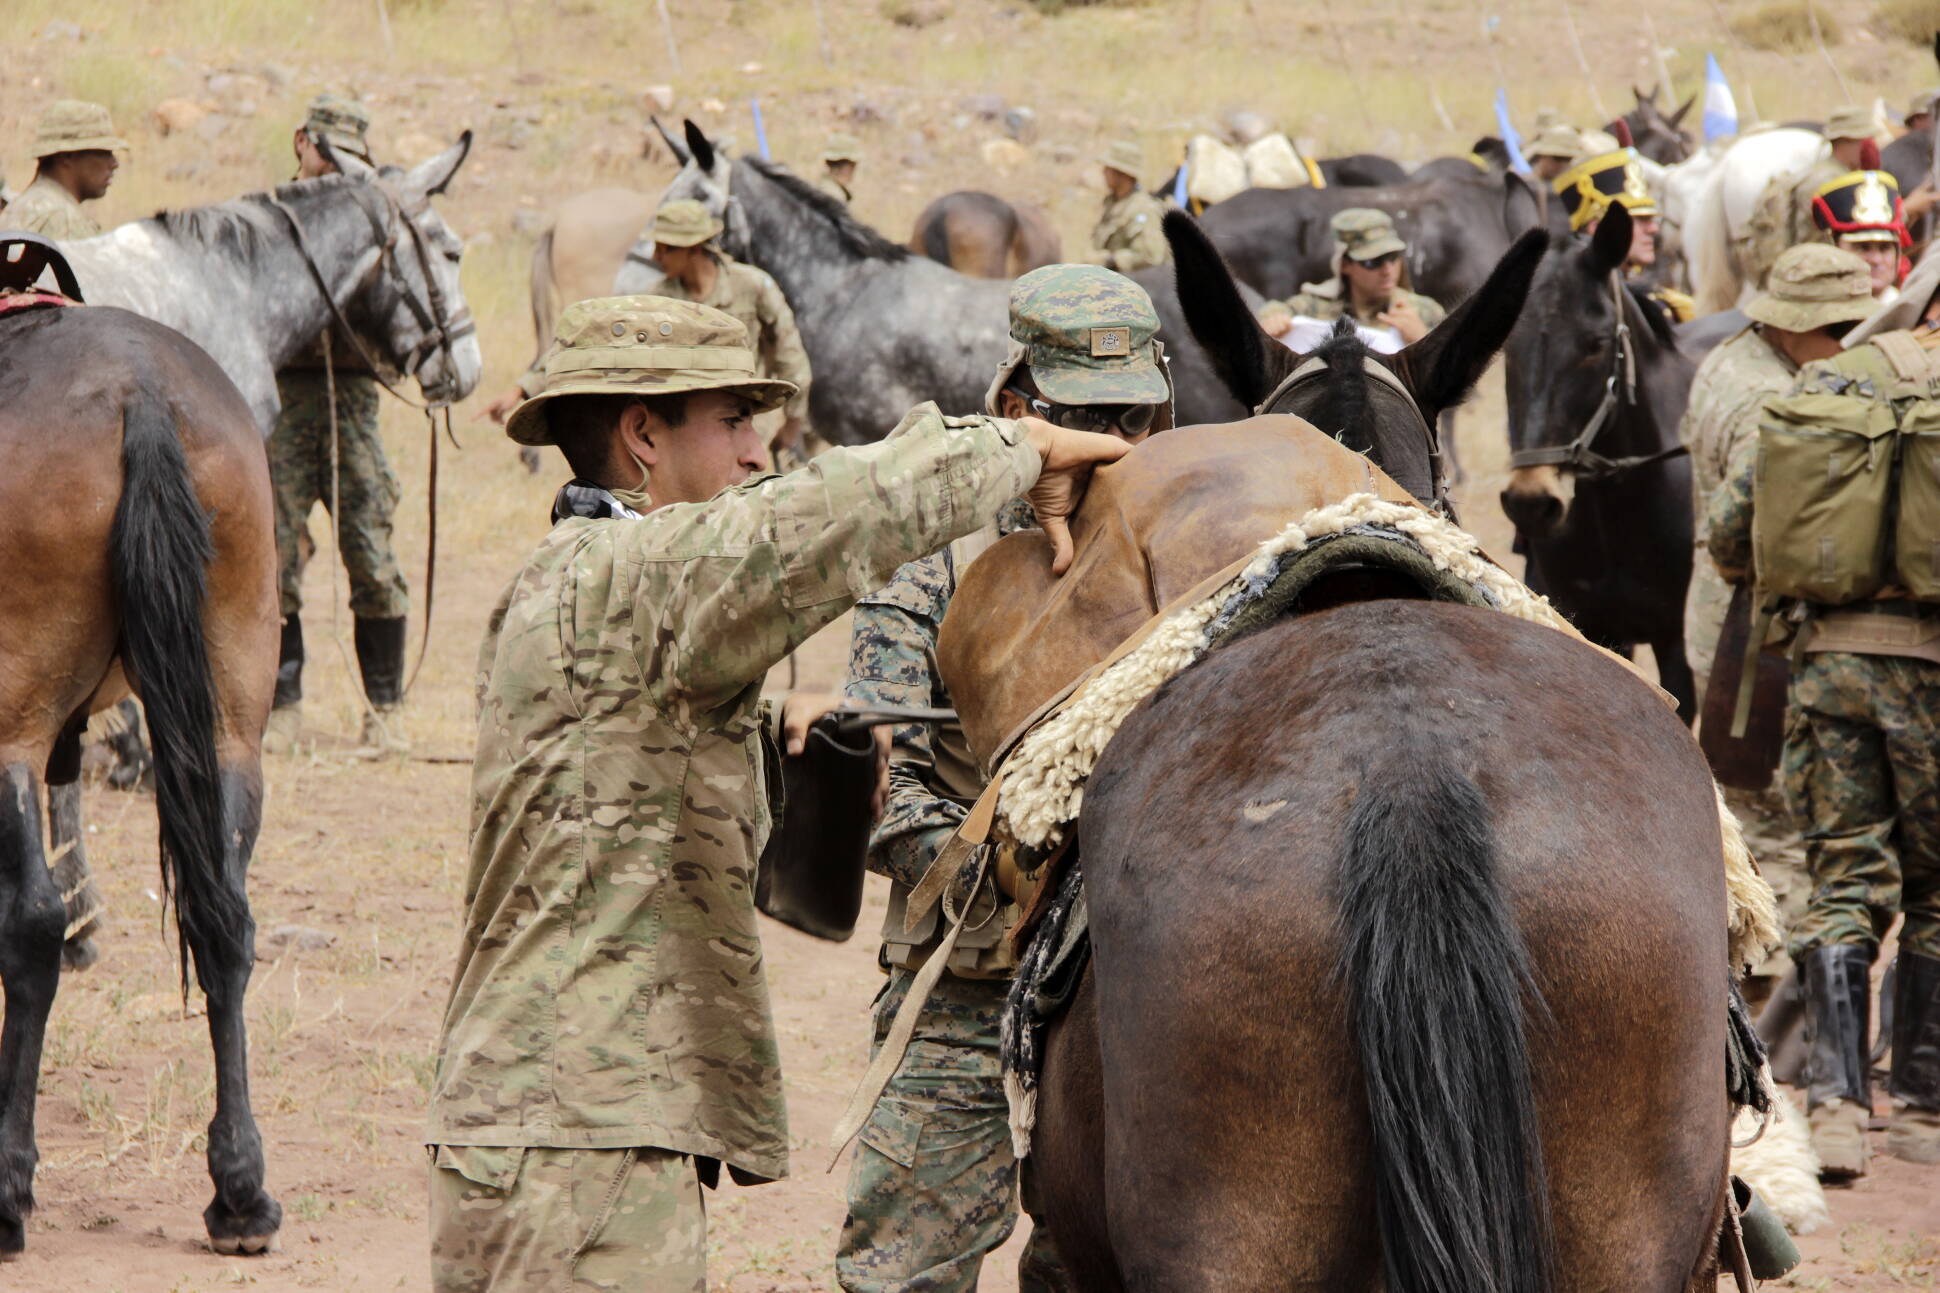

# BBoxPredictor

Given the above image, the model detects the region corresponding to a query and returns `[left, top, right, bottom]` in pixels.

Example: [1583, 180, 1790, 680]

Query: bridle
[1255, 350, 1452, 514]
[1507, 271, 1688, 480]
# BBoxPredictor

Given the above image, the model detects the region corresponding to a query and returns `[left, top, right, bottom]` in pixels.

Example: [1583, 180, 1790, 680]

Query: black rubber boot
[274, 613, 304, 709]
[1802, 943, 1873, 1181]
[1888, 952, 1940, 1163]
[353, 615, 407, 709]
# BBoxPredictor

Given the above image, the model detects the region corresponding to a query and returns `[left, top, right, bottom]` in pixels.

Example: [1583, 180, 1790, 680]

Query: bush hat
[821, 133, 863, 164]
[651, 199, 723, 248]
[34, 100, 128, 159]
[1823, 105, 1874, 141]
[505, 296, 797, 446]
[1099, 139, 1145, 184]
[1743, 244, 1877, 332]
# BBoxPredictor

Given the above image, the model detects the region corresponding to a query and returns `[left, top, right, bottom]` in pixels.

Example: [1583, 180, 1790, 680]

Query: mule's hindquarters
[1033, 601, 1730, 1291]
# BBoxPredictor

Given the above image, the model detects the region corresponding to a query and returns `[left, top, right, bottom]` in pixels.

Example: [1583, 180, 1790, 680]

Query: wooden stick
[1640, 8, 1677, 110]
[374, 0, 394, 56]
[1560, 1, 1611, 123]
[657, 0, 684, 77]
[1702, 0, 1761, 123]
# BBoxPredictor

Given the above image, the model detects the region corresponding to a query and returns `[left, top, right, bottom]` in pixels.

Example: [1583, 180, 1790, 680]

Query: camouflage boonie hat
[651, 199, 723, 248]
[822, 133, 862, 164]
[303, 93, 372, 163]
[504, 296, 797, 446]
[1743, 244, 1876, 332]
[988, 264, 1169, 408]
[1099, 139, 1145, 183]
[34, 100, 129, 159]
[1331, 208, 1406, 262]
[1824, 105, 1874, 141]
[1526, 123, 1582, 161]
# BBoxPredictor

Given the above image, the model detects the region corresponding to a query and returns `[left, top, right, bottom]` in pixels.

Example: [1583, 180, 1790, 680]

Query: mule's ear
[406, 131, 472, 197]
[1504, 171, 1542, 238]
[684, 119, 717, 174]
[1668, 93, 1697, 129]
[652, 115, 691, 165]
[1588, 201, 1633, 274]
[1163, 208, 1290, 413]
[1635, 83, 1658, 108]
[1393, 229, 1547, 419]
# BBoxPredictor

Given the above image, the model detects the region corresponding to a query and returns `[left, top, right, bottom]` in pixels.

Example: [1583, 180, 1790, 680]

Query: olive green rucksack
[1753, 330, 1940, 608]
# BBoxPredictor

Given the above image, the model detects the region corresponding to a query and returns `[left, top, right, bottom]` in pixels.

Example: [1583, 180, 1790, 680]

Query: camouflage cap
[651, 198, 723, 248]
[1823, 105, 1874, 141]
[33, 100, 128, 159]
[822, 133, 863, 164]
[303, 93, 372, 163]
[1099, 139, 1145, 183]
[503, 296, 797, 446]
[1742, 244, 1876, 332]
[1526, 123, 1582, 160]
[990, 264, 1169, 407]
[1331, 208, 1406, 261]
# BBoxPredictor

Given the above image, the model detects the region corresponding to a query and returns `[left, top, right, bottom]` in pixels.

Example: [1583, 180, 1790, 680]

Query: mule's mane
[152, 173, 371, 255]
[1310, 319, 1376, 455]
[745, 156, 909, 263]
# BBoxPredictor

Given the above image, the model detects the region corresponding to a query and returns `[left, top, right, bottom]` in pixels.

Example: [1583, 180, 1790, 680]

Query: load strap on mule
[0, 234, 84, 301]
[826, 492, 1784, 1168]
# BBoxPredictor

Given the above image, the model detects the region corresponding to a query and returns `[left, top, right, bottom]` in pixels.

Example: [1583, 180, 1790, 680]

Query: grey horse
[623, 121, 1254, 444]
[59, 133, 481, 435]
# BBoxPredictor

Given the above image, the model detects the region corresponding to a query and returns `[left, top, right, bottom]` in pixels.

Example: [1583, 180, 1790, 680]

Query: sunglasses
[1006, 388, 1158, 437]
[1353, 251, 1403, 270]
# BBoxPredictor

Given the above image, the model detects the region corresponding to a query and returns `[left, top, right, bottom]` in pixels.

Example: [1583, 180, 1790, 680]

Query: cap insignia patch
[1090, 326, 1131, 357]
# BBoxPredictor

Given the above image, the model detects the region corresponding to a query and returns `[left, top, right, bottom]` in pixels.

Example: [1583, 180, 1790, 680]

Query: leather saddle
[937, 415, 1421, 772]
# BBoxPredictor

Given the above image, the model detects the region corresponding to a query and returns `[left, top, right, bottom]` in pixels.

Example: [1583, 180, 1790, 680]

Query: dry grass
[1728, 0, 1844, 51]
[1874, 0, 1940, 43]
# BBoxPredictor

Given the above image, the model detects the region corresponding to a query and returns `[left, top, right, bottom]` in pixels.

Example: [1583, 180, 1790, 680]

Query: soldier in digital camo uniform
[1707, 248, 1940, 1178]
[1679, 246, 1880, 1003]
[8, 99, 126, 240]
[425, 294, 1127, 1291]
[1090, 139, 1171, 274]
[264, 94, 415, 755]
[838, 264, 1171, 1293]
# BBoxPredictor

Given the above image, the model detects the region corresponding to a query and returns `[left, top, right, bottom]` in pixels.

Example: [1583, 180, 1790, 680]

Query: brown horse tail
[1334, 747, 1555, 1293]
[110, 394, 247, 994]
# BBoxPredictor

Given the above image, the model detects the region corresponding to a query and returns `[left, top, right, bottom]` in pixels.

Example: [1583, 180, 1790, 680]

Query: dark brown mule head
[1618, 85, 1696, 164]
[1165, 208, 1547, 503]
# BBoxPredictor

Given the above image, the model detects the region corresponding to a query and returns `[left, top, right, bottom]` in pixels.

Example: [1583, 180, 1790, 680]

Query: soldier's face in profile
[1628, 215, 1659, 268]
[68, 150, 118, 201]
[634, 391, 766, 504]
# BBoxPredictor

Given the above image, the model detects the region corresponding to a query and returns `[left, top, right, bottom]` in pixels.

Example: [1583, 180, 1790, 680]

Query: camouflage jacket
[1092, 190, 1170, 274]
[1266, 282, 1447, 330]
[814, 175, 852, 205]
[625, 255, 813, 424]
[8, 175, 101, 240]
[428, 406, 1039, 1180]
[1681, 326, 1797, 679]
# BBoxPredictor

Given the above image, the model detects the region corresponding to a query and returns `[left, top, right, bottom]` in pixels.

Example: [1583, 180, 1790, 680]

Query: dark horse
[908, 191, 1062, 278]
[1500, 202, 1699, 719]
[0, 300, 281, 1258]
[965, 215, 1734, 1289]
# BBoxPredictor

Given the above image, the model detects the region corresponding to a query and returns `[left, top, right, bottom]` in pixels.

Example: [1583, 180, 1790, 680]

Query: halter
[1506, 272, 1687, 479]
[1255, 349, 1452, 514]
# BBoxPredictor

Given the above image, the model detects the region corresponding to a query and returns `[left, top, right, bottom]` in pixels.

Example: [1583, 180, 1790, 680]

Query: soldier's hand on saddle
[1257, 306, 1294, 339]
[1377, 295, 1429, 344]
[779, 692, 893, 818]
[1019, 416, 1134, 575]
[478, 383, 525, 425]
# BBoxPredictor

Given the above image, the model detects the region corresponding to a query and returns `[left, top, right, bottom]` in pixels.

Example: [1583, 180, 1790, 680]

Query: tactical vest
[1754, 330, 1940, 606]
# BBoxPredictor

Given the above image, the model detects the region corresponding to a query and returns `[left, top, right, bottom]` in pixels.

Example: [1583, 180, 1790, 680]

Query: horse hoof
[61, 935, 102, 973]
[208, 1231, 278, 1256]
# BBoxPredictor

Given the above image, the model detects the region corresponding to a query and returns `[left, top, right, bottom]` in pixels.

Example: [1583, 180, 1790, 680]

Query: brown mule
[0, 302, 281, 1259]
[909, 190, 1062, 278]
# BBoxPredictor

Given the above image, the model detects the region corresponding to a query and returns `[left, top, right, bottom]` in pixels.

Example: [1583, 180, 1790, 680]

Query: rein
[266, 183, 470, 699]
[1256, 351, 1452, 514]
[1507, 272, 1688, 479]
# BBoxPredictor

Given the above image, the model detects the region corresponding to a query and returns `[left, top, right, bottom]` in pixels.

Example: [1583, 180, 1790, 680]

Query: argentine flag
[1494, 89, 1532, 176]
[1702, 54, 1739, 143]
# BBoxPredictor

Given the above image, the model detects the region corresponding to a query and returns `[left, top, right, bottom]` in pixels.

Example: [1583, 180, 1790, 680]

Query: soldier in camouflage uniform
[1707, 250, 1940, 1175]
[839, 265, 1170, 1293]
[265, 94, 413, 755]
[1681, 246, 1879, 1001]
[425, 294, 1127, 1291]
[819, 134, 862, 205]
[1090, 140, 1170, 275]
[1738, 105, 1875, 292]
[614, 199, 816, 461]
[1257, 208, 1447, 345]
[8, 100, 126, 239]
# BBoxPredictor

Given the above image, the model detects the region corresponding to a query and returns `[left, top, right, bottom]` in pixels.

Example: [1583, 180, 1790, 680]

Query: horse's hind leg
[0, 762, 65, 1258]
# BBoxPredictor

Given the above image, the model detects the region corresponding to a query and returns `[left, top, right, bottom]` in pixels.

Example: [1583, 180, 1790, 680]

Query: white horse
[1683, 128, 1828, 313]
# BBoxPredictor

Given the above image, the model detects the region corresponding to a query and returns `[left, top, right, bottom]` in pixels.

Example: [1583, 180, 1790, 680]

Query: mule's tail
[1335, 748, 1555, 1293]
[111, 394, 245, 991]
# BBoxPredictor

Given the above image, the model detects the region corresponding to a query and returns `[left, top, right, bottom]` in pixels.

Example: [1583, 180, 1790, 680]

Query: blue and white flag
[750, 97, 771, 161]
[1702, 54, 1739, 143]
[1173, 154, 1190, 207]
[1494, 89, 1532, 176]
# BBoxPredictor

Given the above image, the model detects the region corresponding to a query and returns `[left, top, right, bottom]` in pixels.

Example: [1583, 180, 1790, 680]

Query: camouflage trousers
[839, 969, 1069, 1292]
[1782, 652, 1940, 961]
[427, 1145, 704, 1292]
[270, 369, 408, 620]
